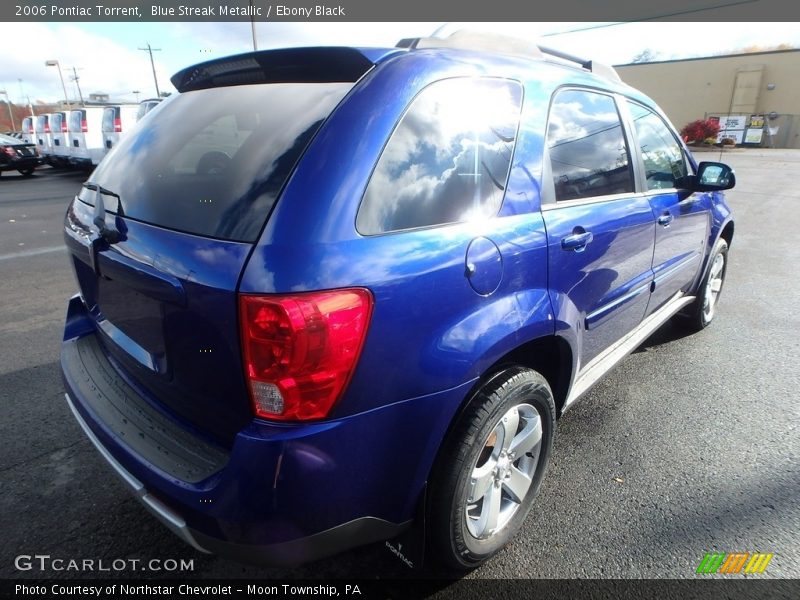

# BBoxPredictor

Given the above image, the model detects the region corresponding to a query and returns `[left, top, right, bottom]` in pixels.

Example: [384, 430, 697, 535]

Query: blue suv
[61, 31, 735, 569]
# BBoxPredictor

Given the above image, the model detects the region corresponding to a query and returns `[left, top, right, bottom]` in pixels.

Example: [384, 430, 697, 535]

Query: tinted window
[102, 107, 118, 132]
[357, 78, 523, 235]
[68, 110, 85, 132]
[546, 89, 634, 202]
[35, 115, 47, 132]
[50, 113, 62, 130]
[83, 83, 352, 242]
[628, 103, 687, 190]
[136, 101, 160, 122]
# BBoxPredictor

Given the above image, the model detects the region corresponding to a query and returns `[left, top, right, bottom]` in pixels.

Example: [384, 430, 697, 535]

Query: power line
[541, 0, 759, 37]
[138, 42, 162, 97]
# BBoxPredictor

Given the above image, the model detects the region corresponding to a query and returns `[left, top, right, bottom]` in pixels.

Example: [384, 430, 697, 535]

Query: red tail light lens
[44, 123, 50, 133]
[240, 289, 372, 421]
[61, 121, 67, 133]
[81, 119, 87, 133]
[114, 117, 122, 133]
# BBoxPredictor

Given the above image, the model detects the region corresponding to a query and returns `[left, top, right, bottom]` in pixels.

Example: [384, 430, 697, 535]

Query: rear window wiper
[83, 181, 125, 243]
[82, 181, 125, 216]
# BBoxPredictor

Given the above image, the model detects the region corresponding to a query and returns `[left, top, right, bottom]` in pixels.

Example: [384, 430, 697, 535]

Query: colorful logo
[696, 552, 774, 574]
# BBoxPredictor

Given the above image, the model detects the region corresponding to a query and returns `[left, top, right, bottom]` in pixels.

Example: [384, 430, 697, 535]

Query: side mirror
[692, 161, 736, 192]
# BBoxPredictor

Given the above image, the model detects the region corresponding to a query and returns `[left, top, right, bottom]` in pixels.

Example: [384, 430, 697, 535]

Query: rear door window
[83, 82, 352, 242]
[102, 108, 117, 132]
[68, 110, 85, 132]
[546, 89, 635, 202]
[627, 102, 688, 190]
[356, 78, 523, 235]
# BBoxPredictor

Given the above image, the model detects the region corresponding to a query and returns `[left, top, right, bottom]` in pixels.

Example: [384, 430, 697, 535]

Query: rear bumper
[61, 295, 470, 565]
[64, 392, 210, 555]
[0, 157, 42, 171]
[64, 391, 402, 566]
[68, 157, 93, 168]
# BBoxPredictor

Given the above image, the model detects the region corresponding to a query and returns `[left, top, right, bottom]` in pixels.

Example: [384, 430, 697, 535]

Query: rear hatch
[63, 50, 373, 444]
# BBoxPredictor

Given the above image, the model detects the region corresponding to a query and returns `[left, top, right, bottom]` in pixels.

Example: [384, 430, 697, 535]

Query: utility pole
[69, 67, 85, 106]
[138, 43, 162, 97]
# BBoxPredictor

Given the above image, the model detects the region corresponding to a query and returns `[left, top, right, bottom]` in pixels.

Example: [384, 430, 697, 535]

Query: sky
[2, 21, 799, 105]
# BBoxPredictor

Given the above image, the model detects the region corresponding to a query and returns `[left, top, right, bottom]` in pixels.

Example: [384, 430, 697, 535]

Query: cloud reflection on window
[357, 78, 523, 235]
[547, 90, 634, 202]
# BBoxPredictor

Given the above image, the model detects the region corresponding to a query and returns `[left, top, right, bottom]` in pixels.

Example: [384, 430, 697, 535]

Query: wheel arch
[431, 334, 574, 478]
[719, 219, 734, 249]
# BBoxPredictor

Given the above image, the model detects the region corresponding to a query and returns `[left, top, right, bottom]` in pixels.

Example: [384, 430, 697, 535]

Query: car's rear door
[621, 100, 710, 316]
[541, 88, 655, 369]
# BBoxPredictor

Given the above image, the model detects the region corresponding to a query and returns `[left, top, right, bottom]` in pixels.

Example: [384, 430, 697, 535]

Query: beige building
[616, 49, 800, 148]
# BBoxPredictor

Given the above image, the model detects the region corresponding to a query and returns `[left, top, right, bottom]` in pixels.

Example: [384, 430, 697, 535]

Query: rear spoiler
[171, 47, 378, 93]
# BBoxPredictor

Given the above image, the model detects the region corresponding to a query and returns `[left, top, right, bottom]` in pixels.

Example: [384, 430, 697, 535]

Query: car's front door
[622, 100, 711, 316]
[541, 88, 655, 370]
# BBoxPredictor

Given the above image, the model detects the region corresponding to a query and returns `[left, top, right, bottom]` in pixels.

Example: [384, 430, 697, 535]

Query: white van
[21, 117, 35, 145]
[49, 111, 71, 167]
[135, 98, 162, 122]
[34, 114, 53, 161]
[101, 105, 138, 154]
[66, 107, 105, 167]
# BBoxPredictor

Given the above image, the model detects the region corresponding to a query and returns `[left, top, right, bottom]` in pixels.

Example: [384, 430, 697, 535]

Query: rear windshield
[51, 113, 63, 130]
[68, 110, 86, 132]
[81, 82, 351, 242]
[35, 115, 48, 132]
[135, 103, 148, 121]
[102, 107, 118, 132]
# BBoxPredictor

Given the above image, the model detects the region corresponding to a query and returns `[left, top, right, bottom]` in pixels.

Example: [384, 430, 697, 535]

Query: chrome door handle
[561, 231, 594, 252]
[657, 213, 674, 227]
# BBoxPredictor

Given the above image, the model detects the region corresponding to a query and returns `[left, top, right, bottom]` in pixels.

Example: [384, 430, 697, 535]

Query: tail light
[81, 118, 87, 133]
[61, 121, 67, 133]
[240, 289, 372, 421]
[44, 123, 50, 133]
[2, 146, 16, 157]
[114, 117, 121, 133]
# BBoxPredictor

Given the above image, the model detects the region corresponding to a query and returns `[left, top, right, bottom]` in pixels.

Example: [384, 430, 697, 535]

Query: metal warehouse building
[615, 49, 800, 149]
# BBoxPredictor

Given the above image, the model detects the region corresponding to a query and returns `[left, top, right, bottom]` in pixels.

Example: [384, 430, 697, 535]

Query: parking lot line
[0, 245, 64, 261]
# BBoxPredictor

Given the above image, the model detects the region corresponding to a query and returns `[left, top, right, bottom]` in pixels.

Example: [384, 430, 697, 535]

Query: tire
[683, 238, 728, 331]
[428, 366, 556, 570]
[17, 167, 35, 177]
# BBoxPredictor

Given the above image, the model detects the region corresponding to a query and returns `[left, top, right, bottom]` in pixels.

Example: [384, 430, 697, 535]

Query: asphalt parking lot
[1, 151, 798, 584]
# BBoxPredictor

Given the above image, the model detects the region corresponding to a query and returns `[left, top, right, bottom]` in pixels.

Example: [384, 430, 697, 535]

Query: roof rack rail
[537, 45, 621, 82]
[399, 30, 543, 60]
[397, 30, 621, 83]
